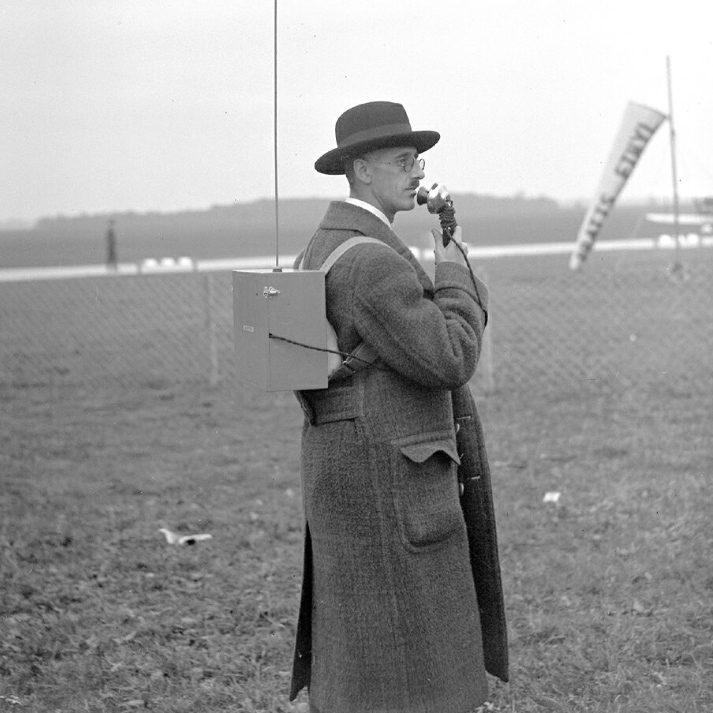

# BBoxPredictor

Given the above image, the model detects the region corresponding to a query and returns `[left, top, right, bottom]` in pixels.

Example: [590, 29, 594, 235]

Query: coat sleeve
[348, 246, 488, 390]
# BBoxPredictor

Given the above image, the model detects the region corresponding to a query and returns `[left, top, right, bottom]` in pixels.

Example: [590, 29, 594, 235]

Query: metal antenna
[273, 0, 280, 270]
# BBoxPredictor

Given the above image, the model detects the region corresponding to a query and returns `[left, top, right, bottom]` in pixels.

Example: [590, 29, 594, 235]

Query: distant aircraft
[646, 196, 713, 234]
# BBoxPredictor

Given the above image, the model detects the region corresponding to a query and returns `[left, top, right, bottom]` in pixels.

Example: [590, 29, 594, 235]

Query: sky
[1, 0, 712, 224]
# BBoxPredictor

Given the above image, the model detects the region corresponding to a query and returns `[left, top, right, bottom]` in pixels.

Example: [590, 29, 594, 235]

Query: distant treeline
[1, 194, 679, 269]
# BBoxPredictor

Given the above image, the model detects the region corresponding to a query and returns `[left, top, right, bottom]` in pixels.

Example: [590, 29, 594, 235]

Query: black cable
[439, 203, 458, 243]
[433, 199, 482, 302]
[452, 238, 479, 286]
[268, 333, 376, 365]
[439, 229, 484, 309]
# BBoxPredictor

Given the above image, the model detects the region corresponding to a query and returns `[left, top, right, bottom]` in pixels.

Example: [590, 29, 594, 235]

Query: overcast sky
[1, 0, 712, 223]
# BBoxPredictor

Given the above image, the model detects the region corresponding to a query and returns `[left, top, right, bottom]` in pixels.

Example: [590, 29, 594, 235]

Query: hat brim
[315, 130, 440, 175]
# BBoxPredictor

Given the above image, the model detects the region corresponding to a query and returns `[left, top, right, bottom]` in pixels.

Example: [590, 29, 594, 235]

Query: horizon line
[0, 192, 687, 230]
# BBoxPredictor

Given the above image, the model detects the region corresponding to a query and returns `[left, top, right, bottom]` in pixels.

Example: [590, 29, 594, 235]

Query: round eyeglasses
[374, 156, 425, 173]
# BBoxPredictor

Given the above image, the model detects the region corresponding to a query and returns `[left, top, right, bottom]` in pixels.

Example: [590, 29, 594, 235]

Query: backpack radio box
[232, 268, 330, 391]
[232, 238, 385, 391]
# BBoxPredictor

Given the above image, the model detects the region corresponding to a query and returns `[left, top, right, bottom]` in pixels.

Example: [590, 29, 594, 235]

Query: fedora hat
[315, 101, 440, 175]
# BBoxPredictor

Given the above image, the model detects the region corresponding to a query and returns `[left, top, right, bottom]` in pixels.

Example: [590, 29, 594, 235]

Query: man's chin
[390, 194, 417, 216]
[402, 194, 417, 211]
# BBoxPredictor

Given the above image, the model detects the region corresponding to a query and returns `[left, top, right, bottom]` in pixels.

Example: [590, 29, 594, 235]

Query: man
[291, 101, 507, 713]
[106, 218, 117, 271]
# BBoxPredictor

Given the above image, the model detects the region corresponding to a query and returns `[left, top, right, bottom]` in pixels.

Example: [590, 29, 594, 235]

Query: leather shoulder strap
[297, 236, 386, 272]
[311, 236, 387, 383]
[317, 236, 385, 273]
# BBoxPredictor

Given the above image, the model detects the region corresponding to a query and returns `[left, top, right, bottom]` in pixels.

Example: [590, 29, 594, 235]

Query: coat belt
[296, 383, 363, 426]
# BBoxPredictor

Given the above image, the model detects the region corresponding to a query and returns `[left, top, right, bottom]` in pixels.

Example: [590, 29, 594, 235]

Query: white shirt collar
[345, 197, 393, 229]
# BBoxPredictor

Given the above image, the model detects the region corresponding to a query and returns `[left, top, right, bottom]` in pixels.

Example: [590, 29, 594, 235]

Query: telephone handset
[416, 183, 458, 246]
[417, 183, 479, 296]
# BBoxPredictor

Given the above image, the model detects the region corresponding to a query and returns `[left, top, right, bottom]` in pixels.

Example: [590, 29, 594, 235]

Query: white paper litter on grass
[159, 528, 213, 545]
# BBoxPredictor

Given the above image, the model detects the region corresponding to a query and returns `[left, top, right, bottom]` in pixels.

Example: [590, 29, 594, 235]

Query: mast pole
[273, 0, 280, 270]
[666, 55, 681, 273]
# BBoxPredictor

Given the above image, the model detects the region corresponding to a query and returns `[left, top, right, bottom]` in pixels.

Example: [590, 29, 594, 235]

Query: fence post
[204, 273, 219, 386]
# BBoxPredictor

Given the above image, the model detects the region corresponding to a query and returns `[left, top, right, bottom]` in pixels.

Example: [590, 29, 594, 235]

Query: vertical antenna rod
[273, 0, 280, 269]
[666, 55, 681, 273]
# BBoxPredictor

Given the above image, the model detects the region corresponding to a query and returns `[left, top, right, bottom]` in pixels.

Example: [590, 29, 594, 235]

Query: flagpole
[666, 55, 682, 274]
[273, 0, 281, 271]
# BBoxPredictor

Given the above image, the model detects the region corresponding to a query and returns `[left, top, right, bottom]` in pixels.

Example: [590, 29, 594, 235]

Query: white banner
[570, 102, 667, 270]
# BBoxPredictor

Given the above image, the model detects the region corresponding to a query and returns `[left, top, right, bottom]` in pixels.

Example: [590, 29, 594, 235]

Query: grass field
[2, 375, 712, 713]
[1, 235, 712, 711]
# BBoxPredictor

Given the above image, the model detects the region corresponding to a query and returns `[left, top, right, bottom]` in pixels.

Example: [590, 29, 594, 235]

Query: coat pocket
[391, 434, 464, 552]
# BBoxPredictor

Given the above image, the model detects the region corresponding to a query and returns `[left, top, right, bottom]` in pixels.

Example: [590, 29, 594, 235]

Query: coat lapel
[317, 201, 435, 298]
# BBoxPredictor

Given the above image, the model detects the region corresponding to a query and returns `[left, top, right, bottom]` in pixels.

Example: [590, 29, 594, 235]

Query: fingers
[450, 225, 464, 245]
[432, 227, 467, 250]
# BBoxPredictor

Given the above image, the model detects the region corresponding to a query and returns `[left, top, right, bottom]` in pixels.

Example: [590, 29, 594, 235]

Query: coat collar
[345, 197, 392, 228]
[319, 201, 433, 294]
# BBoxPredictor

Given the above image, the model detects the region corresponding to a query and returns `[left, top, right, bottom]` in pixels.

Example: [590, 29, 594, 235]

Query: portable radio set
[232, 268, 330, 391]
[232, 183, 461, 391]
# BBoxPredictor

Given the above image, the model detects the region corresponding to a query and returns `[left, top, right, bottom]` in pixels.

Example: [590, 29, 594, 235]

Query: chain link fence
[1, 247, 711, 397]
[486, 249, 713, 395]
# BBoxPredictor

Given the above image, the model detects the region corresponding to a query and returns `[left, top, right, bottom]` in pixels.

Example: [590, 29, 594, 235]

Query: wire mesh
[0, 249, 711, 397]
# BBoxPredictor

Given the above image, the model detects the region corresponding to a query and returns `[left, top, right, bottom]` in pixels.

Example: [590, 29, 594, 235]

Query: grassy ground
[1, 238, 711, 711]
[1, 372, 711, 712]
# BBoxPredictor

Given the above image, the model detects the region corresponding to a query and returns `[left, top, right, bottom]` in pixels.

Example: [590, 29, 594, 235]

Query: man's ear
[353, 157, 372, 185]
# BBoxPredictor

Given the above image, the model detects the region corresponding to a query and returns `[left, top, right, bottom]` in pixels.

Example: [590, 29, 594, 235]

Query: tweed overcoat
[291, 201, 507, 713]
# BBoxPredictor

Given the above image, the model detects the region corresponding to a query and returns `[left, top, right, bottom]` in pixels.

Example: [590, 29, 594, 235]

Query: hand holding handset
[418, 183, 477, 288]
[416, 183, 457, 246]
